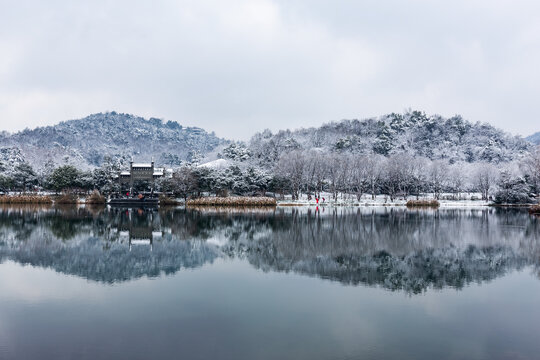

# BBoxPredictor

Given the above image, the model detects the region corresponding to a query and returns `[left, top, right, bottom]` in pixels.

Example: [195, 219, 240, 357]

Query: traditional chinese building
[118, 160, 165, 190]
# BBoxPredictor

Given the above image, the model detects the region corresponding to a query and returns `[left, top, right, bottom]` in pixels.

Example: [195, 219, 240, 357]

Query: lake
[0, 205, 539, 360]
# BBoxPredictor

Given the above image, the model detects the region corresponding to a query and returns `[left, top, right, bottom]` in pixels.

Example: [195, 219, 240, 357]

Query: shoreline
[277, 201, 534, 208]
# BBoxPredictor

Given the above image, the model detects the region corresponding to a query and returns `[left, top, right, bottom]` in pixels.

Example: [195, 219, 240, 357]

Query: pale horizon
[0, 108, 536, 141]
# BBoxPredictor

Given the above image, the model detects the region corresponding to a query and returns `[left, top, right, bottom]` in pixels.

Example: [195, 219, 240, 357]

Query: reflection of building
[115, 208, 164, 251]
[118, 160, 165, 191]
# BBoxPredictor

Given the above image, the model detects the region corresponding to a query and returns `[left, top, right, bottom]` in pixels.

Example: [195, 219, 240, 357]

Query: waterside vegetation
[406, 199, 440, 207]
[0, 195, 53, 204]
[187, 196, 277, 207]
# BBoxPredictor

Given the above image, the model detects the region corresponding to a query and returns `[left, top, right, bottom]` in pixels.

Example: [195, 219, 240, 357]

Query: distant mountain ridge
[249, 111, 532, 164]
[526, 132, 540, 145]
[0, 110, 534, 173]
[0, 112, 227, 172]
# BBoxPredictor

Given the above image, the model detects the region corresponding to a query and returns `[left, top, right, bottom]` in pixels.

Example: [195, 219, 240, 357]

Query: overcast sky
[1, 0, 539, 139]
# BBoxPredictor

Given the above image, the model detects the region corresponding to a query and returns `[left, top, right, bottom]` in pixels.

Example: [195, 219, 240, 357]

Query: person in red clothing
[316, 197, 319, 205]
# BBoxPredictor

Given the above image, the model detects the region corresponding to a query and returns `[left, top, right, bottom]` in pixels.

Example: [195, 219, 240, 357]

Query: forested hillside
[0, 112, 226, 172]
[0, 110, 539, 204]
[249, 111, 531, 164]
[527, 132, 540, 145]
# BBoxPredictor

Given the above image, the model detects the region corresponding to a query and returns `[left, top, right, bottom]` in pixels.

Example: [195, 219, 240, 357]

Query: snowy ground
[276, 192, 490, 207]
[1, 191, 492, 207]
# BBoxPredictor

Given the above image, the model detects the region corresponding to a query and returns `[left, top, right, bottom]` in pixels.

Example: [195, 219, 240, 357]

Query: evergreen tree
[92, 156, 120, 194]
[48, 165, 81, 193]
[0, 175, 13, 192]
[13, 163, 38, 192]
[494, 170, 534, 204]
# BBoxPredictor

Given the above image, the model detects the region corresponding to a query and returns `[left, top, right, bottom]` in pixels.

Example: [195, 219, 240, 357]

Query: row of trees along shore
[0, 149, 539, 204]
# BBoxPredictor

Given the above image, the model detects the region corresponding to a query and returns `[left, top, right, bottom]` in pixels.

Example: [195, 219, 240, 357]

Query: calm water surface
[0, 205, 540, 360]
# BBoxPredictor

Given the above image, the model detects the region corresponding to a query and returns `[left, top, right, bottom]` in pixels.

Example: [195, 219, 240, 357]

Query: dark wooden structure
[118, 160, 164, 193]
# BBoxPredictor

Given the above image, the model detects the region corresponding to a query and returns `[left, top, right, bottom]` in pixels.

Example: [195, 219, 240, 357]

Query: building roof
[132, 163, 152, 168]
[120, 171, 131, 176]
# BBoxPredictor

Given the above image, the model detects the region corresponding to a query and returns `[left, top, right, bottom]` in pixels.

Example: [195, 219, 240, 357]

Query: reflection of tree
[0, 206, 539, 291]
[49, 217, 80, 240]
[244, 243, 528, 294]
[223, 208, 540, 293]
[0, 206, 221, 283]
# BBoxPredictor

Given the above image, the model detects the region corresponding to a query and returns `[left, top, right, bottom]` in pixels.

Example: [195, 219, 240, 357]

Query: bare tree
[364, 154, 383, 200]
[324, 153, 342, 201]
[312, 153, 326, 197]
[302, 150, 325, 198]
[171, 166, 198, 202]
[410, 157, 428, 199]
[381, 154, 407, 201]
[473, 163, 498, 200]
[448, 163, 466, 200]
[337, 154, 352, 200]
[275, 150, 305, 200]
[351, 155, 369, 201]
[428, 160, 449, 200]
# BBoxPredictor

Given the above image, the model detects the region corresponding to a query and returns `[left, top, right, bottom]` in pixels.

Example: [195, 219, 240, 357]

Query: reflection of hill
[243, 243, 529, 293]
[4, 237, 219, 283]
[224, 208, 540, 293]
[0, 207, 539, 291]
[0, 207, 220, 283]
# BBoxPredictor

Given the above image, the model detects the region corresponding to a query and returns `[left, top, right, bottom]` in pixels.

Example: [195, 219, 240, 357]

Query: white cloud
[0, 0, 539, 138]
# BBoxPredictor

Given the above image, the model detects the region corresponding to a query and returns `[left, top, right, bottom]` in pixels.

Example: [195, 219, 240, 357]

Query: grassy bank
[159, 195, 180, 206]
[55, 193, 79, 204]
[0, 195, 53, 204]
[406, 199, 440, 208]
[85, 191, 106, 204]
[186, 206, 276, 213]
[187, 196, 277, 207]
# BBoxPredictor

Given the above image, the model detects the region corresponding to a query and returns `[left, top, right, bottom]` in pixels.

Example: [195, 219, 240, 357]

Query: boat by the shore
[108, 197, 159, 206]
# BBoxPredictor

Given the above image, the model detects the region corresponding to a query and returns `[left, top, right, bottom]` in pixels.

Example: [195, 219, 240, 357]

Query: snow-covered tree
[324, 153, 344, 200]
[92, 156, 121, 195]
[221, 142, 251, 162]
[48, 165, 81, 193]
[428, 160, 449, 200]
[162, 166, 198, 201]
[410, 157, 429, 199]
[521, 146, 540, 199]
[494, 170, 534, 204]
[12, 162, 38, 192]
[0, 175, 13, 192]
[473, 163, 498, 200]
[380, 155, 407, 201]
[275, 150, 305, 200]
[448, 163, 467, 199]
[243, 167, 271, 195]
[364, 154, 384, 199]
[350, 155, 370, 200]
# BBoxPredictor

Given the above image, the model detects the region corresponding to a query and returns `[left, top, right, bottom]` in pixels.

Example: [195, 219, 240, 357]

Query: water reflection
[0, 205, 221, 283]
[0, 205, 539, 292]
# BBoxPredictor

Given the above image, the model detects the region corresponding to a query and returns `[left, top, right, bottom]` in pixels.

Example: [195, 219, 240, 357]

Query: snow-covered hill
[0, 112, 227, 171]
[0, 110, 535, 174]
[249, 111, 532, 164]
[527, 132, 540, 145]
